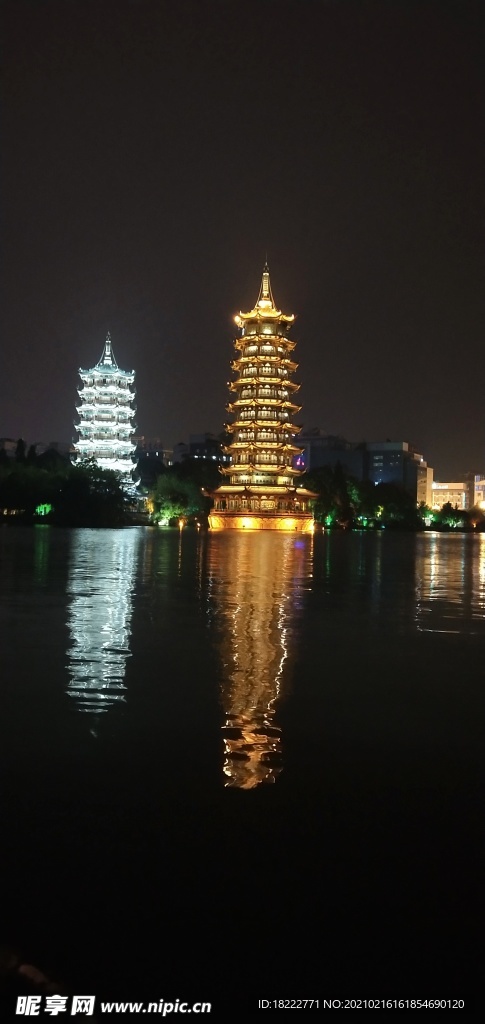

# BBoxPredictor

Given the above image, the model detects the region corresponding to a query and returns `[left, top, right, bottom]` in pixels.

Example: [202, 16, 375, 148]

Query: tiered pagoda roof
[209, 265, 316, 529]
[74, 333, 137, 482]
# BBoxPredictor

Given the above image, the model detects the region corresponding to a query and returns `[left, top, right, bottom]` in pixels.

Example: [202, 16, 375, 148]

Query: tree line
[303, 464, 483, 530]
[1, 441, 482, 530]
[0, 442, 128, 526]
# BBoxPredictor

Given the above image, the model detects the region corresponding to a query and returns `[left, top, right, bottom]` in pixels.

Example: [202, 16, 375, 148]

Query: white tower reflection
[207, 532, 310, 789]
[66, 529, 140, 714]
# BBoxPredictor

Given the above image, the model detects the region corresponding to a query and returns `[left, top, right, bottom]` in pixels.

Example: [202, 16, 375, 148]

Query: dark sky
[2, 0, 484, 478]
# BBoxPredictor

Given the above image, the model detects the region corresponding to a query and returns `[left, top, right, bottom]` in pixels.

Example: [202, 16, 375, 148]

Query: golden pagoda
[209, 264, 316, 531]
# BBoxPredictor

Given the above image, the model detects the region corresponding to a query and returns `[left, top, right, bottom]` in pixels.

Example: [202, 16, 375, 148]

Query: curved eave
[231, 364, 294, 374]
[227, 441, 302, 451]
[214, 484, 303, 495]
[222, 467, 298, 477]
[234, 308, 295, 324]
[228, 398, 301, 410]
[229, 420, 303, 433]
[80, 363, 135, 374]
[230, 378, 300, 390]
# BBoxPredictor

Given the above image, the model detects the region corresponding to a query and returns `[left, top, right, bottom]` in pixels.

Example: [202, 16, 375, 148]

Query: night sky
[2, 0, 484, 478]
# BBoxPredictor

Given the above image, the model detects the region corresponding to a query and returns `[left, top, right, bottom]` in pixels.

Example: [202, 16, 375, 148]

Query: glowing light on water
[66, 529, 140, 715]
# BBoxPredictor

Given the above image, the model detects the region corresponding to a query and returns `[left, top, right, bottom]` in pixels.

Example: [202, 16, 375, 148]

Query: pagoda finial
[257, 260, 275, 309]
[99, 331, 117, 368]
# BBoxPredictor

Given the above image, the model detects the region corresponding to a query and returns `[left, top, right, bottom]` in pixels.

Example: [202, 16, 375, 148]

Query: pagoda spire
[99, 331, 118, 368]
[256, 261, 275, 310]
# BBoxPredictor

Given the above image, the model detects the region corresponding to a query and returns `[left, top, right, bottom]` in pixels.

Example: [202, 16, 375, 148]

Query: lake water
[0, 527, 483, 1005]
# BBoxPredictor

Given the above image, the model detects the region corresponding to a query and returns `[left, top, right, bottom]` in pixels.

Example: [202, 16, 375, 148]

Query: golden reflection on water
[66, 529, 140, 715]
[415, 533, 485, 634]
[206, 532, 311, 789]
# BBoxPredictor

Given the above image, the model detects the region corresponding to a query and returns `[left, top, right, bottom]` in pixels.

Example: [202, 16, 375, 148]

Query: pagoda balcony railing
[230, 461, 293, 471]
[237, 368, 290, 379]
[86, 454, 135, 462]
[213, 505, 311, 517]
[91, 397, 134, 405]
[232, 438, 283, 446]
[81, 376, 132, 386]
[232, 454, 283, 463]
[236, 390, 292, 402]
[76, 440, 135, 451]
[80, 386, 133, 396]
[79, 396, 134, 404]
[76, 415, 134, 426]
[77, 420, 133, 431]
[235, 341, 293, 354]
[236, 412, 291, 422]
[76, 451, 136, 460]
[78, 413, 132, 423]
[77, 399, 133, 409]
[95, 429, 133, 436]
[78, 400, 134, 411]
[233, 412, 297, 423]
[79, 387, 134, 397]
[79, 436, 134, 444]
[87, 453, 135, 461]
[89, 415, 133, 423]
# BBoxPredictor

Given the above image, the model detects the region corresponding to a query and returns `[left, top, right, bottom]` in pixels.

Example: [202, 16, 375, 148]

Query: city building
[366, 441, 433, 506]
[173, 433, 229, 465]
[133, 436, 172, 466]
[209, 264, 316, 531]
[431, 481, 470, 511]
[294, 427, 366, 477]
[74, 332, 137, 485]
[296, 432, 433, 507]
[473, 475, 485, 509]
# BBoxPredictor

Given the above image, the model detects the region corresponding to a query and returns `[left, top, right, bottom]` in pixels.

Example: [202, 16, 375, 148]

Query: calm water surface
[0, 527, 483, 999]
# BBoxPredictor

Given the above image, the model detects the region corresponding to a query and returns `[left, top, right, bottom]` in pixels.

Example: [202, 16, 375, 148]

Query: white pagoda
[74, 332, 137, 484]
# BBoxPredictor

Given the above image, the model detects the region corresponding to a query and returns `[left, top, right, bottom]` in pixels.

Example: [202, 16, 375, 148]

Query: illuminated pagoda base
[74, 332, 137, 488]
[209, 264, 316, 531]
[210, 510, 314, 533]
